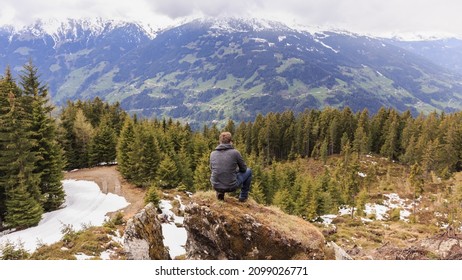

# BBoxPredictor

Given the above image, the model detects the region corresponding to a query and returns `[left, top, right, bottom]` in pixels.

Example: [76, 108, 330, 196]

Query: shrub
[388, 208, 401, 222]
[0, 240, 30, 260]
[145, 183, 161, 205]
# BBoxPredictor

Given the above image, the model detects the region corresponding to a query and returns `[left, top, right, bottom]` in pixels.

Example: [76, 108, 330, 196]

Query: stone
[183, 192, 327, 260]
[123, 203, 170, 260]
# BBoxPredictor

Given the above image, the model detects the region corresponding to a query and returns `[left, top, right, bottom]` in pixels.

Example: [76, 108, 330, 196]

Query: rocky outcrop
[371, 234, 462, 260]
[419, 235, 462, 259]
[183, 192, 327, 260]
[123, 203, 170, 260]
[327, 241, 353, 260]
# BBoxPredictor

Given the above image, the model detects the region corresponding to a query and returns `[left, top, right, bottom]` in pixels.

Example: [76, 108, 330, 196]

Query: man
[210, 132, 252, 202]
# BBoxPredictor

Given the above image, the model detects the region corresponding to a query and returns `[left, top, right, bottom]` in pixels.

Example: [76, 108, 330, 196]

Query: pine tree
[72, 109, 94, 167]
[129, 123, 161, 187]
[173, 148, 194, 190]
[19, 62, 65, 211]
[89, 115, 117, 166]
[250, 181, 266, 204]
[156, 155, 180, 189]
[5, 183, 43, 229]
[380, 111, 400, 160]
[144, 183, 161, 205]
[0, 77, 43, 228]
[117, 117, 135, 179]
[355, 188, 368, 217]
[0, 68, 17, 223]
[272, 188, 294, 214]
[193, 153, 212, 191]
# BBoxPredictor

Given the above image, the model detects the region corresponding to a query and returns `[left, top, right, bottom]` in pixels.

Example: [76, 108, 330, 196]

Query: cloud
[150, 0, 264, 19]
[1, 0, 462, 37]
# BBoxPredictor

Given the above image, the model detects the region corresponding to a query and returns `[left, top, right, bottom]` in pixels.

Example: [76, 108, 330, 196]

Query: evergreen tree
[117, 117, 135, 179]
[355, 188, 368, 217]
[193, 153, 212, 191]
[129, 123, 161, 187]
[353, 125, 369, 156]
[380, 111, 400, 160]
[72, 109, 94, 167]
[89, 115, 117, 165]
[250, 181, 266, 204]
[19, 62, 65, 211]
[0, 78, 43, 228]
[272, 188, 294, 214]
[156, 155, 180, 189]
[144, 183, 161, 205]
[174, 148, 194, 190]
[0, 68, 18, 223]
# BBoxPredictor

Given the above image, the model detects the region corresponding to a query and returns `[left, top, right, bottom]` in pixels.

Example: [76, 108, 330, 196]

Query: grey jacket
[210, 144, 247, 192]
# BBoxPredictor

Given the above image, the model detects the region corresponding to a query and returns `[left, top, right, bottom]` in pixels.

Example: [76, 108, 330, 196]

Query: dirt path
[64, 165, 146, 219]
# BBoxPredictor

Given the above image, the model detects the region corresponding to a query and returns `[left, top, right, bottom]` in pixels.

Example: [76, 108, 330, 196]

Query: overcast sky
[1, 0, 462, 37]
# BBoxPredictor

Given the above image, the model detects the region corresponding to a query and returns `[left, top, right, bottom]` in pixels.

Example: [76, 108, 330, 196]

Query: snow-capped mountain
[7, 18, 157, 46]
[1, 17, 462, 126]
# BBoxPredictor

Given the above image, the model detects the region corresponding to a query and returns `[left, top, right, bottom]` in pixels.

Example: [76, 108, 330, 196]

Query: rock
[419, 235, 462, 260]
[123, 203, 170, 260]
[327, 241, 353, 260]
[183, 192, 326, 260]
[370, 234, 462, 260]
[374, 243, 432, 260]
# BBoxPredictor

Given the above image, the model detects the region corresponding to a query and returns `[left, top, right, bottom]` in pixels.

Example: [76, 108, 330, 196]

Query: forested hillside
[2, 64, 462, 247]
[56, 84, 462, 221]
[3, 18, 462, 127]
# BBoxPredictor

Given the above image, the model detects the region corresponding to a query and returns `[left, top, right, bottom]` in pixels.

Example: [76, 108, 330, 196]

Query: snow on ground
[321, 193, 415, 224]
[0, 179, 129, 253]
[159, 197, 187, 259]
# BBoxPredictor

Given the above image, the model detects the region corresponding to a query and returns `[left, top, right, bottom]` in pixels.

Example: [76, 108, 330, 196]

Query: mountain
[2, 17, 462, 126]
[390, 37, 462, 74]
[0, 18, 154, 102]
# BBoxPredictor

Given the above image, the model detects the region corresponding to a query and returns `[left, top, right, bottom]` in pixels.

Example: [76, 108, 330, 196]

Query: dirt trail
[64, 166, 146, 219]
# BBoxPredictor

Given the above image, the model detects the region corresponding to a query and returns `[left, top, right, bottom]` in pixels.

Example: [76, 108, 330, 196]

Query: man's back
[210, 143, 247, 192]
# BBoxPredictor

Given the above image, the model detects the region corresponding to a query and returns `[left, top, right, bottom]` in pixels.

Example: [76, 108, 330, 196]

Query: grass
[192, 191, 325, 251]
[276, 58, 304, 74]
[28, 214, 127, 260]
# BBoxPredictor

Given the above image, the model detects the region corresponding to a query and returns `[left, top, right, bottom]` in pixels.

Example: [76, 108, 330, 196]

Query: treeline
[58, 97, 127, 170]
[58, 96, 462, 220]
[0, 64, 65, 230]
[227, 108, 462, 218]
[231, 107, 462, 177]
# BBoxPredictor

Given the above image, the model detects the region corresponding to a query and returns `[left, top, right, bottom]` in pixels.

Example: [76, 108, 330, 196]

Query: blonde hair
[219, 132, 232, 144]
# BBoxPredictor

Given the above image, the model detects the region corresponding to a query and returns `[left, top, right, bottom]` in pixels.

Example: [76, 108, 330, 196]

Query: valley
[3, 18, 462, 127]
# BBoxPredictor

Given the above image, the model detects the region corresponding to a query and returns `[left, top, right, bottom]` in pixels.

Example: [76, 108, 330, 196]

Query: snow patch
[159, 199, 187, 258]
[0, 180, 129, 253]
[320, 193, 417, 224]
[314, 38, 339, 53]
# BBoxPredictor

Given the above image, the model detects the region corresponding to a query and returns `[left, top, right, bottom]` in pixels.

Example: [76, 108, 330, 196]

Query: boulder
[123, 203, 170, 260]
[183, 192, 326, 260]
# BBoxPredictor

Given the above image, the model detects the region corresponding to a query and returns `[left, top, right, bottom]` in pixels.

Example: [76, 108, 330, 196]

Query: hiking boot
[238, 197, 247, 203]
[216, 192, 225, 201]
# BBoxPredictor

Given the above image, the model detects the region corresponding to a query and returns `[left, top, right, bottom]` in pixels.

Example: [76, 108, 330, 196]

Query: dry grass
[30, 220, 126, 260]
[192, 191, 325, 249]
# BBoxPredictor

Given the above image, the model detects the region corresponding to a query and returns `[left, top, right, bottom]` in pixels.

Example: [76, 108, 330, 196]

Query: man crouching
[210, 132, 252, 202]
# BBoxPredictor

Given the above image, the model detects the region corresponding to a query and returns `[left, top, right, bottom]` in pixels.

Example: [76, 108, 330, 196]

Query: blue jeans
[236, 168, 252, 199]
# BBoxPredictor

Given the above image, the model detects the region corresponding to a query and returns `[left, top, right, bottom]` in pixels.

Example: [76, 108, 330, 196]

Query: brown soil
[64, 165, 146, 220]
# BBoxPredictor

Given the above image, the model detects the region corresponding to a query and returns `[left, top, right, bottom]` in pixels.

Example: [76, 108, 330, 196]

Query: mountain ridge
[2, 17, 462, 126]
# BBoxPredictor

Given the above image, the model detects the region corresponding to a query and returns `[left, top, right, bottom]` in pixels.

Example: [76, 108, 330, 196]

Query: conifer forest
[2, 64, 462, 232]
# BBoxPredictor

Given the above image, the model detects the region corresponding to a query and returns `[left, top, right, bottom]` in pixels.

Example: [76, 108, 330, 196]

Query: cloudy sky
[1, 0, 461, 37]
